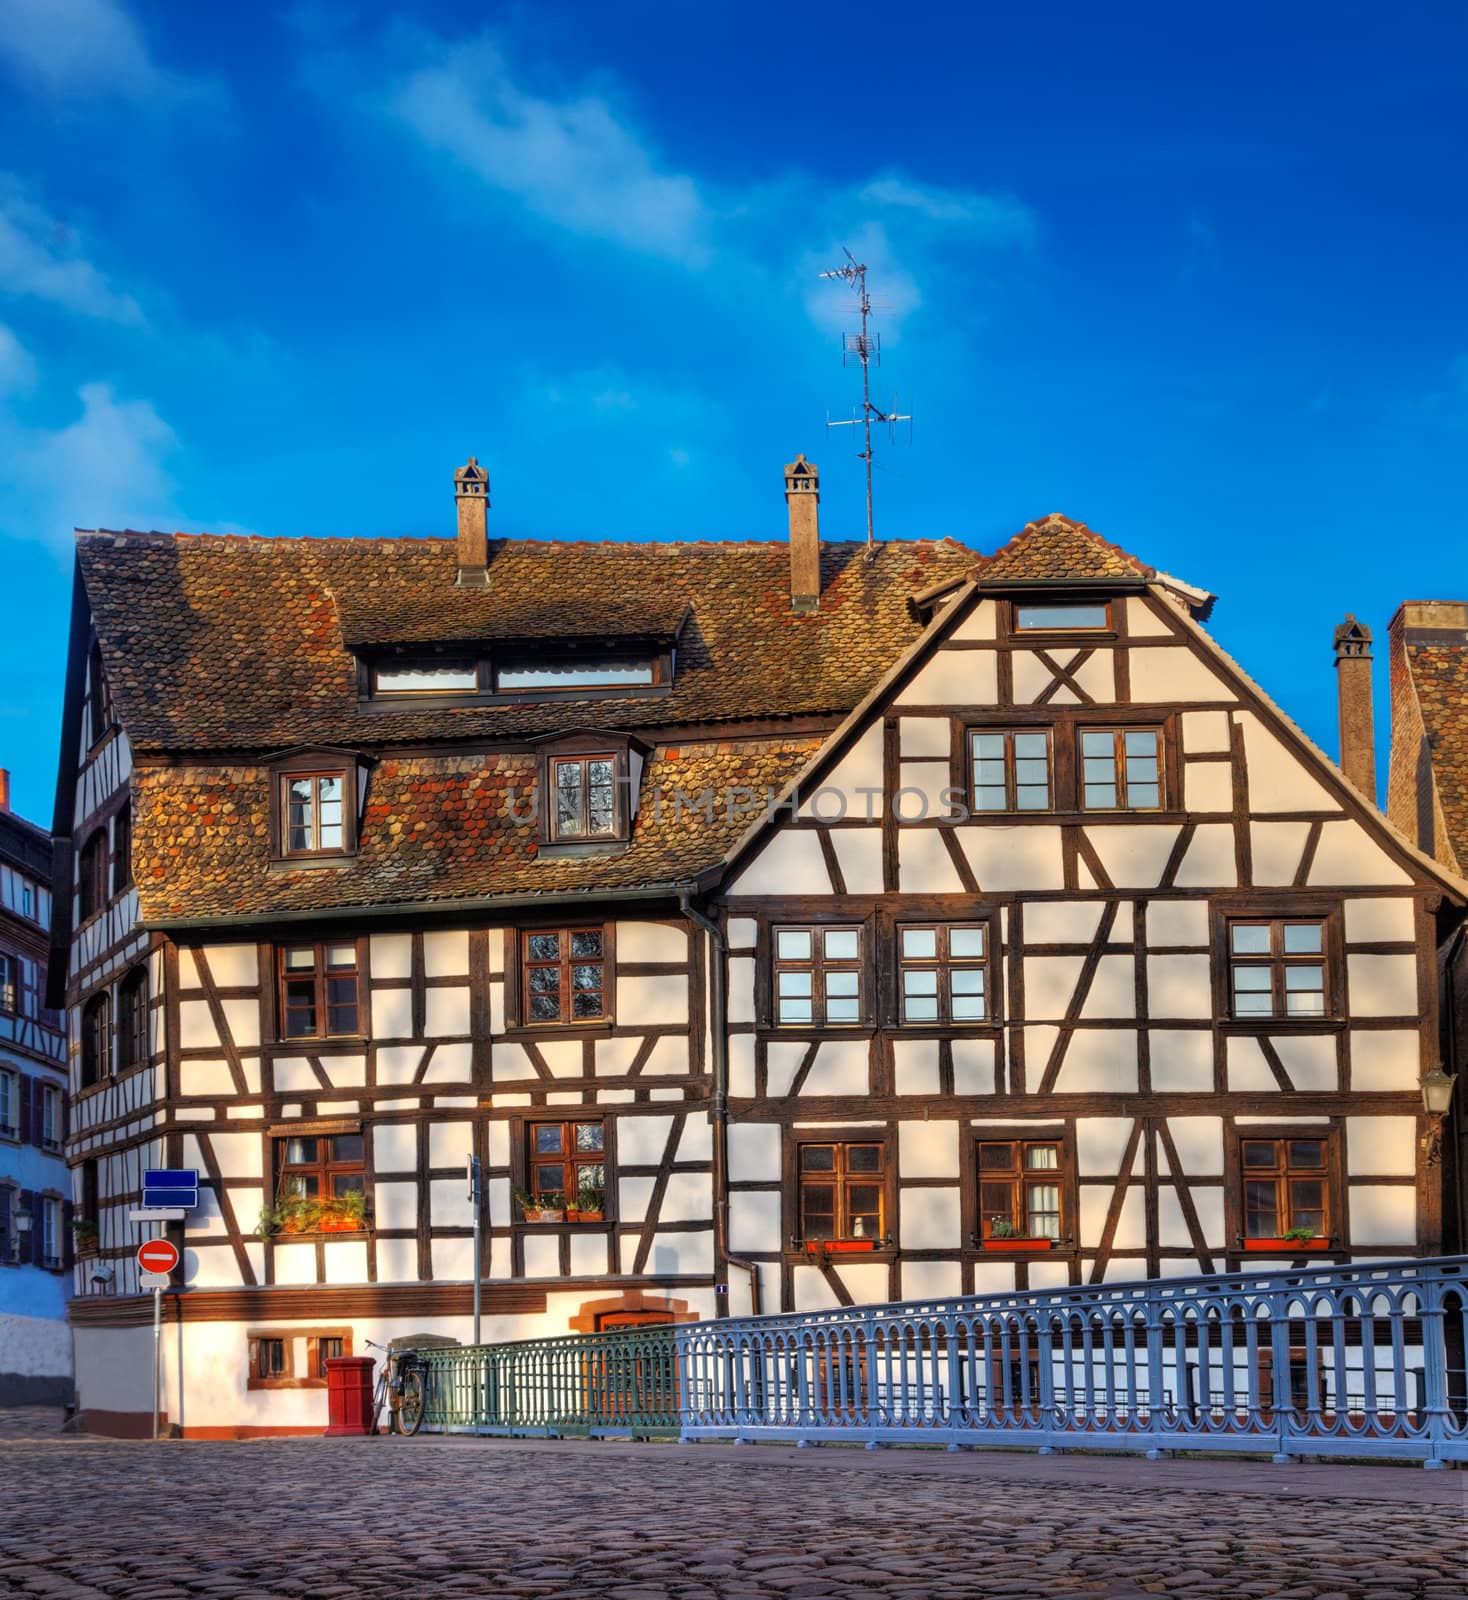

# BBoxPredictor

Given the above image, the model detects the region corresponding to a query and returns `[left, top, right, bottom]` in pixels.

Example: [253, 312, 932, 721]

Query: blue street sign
[142, 1168, 199, 1210]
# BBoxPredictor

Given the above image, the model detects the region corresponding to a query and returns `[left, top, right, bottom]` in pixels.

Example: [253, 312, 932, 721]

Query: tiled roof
[977, 513, 1153, 583]
[131, 735, 821, 921]
[1400, 637, 1468, 869]
[77, 533, 975, 754]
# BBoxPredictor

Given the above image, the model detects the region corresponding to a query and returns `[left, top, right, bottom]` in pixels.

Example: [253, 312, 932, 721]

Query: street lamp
[1419, 1065, 1457, 1167]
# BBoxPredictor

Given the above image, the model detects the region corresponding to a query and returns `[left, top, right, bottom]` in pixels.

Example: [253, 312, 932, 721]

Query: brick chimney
[1333, 614, 1376, 800]
[784, 454, 820, 614]
[453, 457, 490, 588]
[0, 768, 9, 812]
[1387, 600, 1468, 865]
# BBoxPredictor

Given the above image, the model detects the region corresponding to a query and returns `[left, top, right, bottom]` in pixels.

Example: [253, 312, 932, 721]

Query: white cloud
[386, 38, 710, 264]
[858, 174, 1036, 242]
[0, 181, 145, 323]
[1, 379, 178, 553]
[0, 0, 214, 103]
[0, 324, 37, 395]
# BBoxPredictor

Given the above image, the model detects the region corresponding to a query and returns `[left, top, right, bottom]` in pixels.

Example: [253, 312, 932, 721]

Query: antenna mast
[819, 249, 912, 550]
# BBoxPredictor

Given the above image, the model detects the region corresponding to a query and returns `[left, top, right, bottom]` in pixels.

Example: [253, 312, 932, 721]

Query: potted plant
[1243, 1227, 1330, 1253]
[318, 1190, 366, 1232]
[575, 1182, 605, 1223]
[258, 1191, 317, 1239]
[72, 1217, 100, 1256]
[982, 1217, 1053, 1252]
[516, 1187, 564, 1223]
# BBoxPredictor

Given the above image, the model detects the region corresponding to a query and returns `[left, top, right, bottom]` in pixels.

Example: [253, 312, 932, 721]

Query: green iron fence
[415, 1323, 680, 1437]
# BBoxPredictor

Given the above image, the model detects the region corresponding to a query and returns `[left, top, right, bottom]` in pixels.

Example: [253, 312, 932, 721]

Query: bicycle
[364, 1338, 427, 1436]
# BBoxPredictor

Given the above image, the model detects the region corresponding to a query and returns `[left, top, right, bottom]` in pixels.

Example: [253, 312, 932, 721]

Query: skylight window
[495, 659, 656, 691]
[1014, 603, 1110, 631]
[372, 662, 480, 694]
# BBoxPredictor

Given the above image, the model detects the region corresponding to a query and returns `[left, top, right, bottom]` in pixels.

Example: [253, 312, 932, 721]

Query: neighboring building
[0, 767, 71, 1404]
[54, 460, 1466, 1436]
[1386, 600, 1468, 1256]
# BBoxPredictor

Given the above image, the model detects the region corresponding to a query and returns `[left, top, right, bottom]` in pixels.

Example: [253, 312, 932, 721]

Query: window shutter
[0, 1185, 10, 1258]
[63, 1199, 74, 1270]
[61, 1085, 70, 1143]
[28, 1190, 44, 1267]
[19, 1074, 34, 1145]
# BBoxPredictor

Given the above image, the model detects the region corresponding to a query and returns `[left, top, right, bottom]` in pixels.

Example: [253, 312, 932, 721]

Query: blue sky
[0, 0, 1464, 822]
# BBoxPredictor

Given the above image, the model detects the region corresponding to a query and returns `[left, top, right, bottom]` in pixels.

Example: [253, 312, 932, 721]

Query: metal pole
[152, 1283, 162, 1440]
[468, 1155, 482, 1346]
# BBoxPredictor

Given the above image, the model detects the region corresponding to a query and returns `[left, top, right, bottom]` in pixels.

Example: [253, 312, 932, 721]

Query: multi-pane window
[0, 952, 14, 1014]
[1241, 1138, 1329, 1240]
[278, 944, 360, 1038]
[1079, 728, 1163, 811]
[40, 1085, 61, 1150]
[282, 773, 346, 855]
[112, 802, 132, 894]
[522, 928, 607, 1023]
[798, 1142, 885, 1242]
[0, 1069, 14, 1137]
[978, 1140, 1065, 1242]
[81, 992, 111, 1086]
[78, 829, 108, 920]
[316, 1336, 344, 1376]
[276, 1133, 365, 1205]
[552, 755, 617, 840]
[117, 967, 149, 1070]
[40, 1196, 61, 1267]
[773, 926, 863, 1026]
[1014, 603, 1109, 631]
[251, 1337, 287, 1381]
[970, 729, 1052, 813]
[1228, 920, 1328, 1019]
[526, 1119, 606, 1207]
[897, 925, 989, 1024]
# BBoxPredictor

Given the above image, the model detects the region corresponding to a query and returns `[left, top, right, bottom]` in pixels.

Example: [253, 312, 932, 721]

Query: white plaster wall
[899, 1187, 960, 1249]
[1350, 1030, 1420, 1091]
[1348, 1187, 1417, 1246]
[898, 1120, 959, 1178]
[897, 648, 998, 707]
[1149, 1030, 1213, 1092]
[729, 1190, 782, 1253]
[953, 827, 1065, 891]
[1129, 647, 1233, 703]
[1346, 1117, 1416, 1176]
[0, 1311, 72, 1380]
[1236, 713, 1340, 813]
[617, 921, 689, 964]
[423, 931, 469, 977]
[1346, 955, 1418, 1016]
[1344, 898, 1416, 944]
[616, 974, 688, 1026]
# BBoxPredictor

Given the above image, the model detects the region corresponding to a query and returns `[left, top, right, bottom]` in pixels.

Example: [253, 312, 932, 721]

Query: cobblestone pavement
[0, 1416, 1463, 1600]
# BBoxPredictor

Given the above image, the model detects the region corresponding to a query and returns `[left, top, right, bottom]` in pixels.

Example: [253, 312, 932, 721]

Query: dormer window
[534, 731, 645, 855]
[1013, 602, 1110, 632]
[496, 658, 658, 692]
[371, 660, 480, 695]
[269, 751, 364, 862]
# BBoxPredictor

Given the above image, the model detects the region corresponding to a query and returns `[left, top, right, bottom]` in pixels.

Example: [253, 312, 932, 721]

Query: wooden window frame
[112, 802, 132, 895]
[1229, 1128, 1338, 1248]
[246, 1327, 354, 1391]
[1213, 903, 1343, 1029]
[271, 1132, 367, 1228]
[78, 829, 109, 922]
[277, 771, 352, 859]
[548, 753, 623, 844]
[968, 726, 1054, 814]
[81, 990, 111, 1087]
[792, 1137, 890, 1247]
[1076, 724, 1166, 813]
[267, 752, 360, 863]
[1224, 915, 1333, 1023]
[768, 923, 868, 1030]
[116, 966, 149, 1073]
[275, 941, 364, 1041]
[522, 1117, 610, 1216]
[894, 922, 993, 1027]
[974, 1135, 1070, 1245]
[514, 925, 612, 1028]
[1010, 599, 1114, 635]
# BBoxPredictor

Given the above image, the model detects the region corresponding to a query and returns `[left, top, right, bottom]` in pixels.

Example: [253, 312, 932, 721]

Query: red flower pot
[982, 1237, 1053, 1252]
[1243, 1237, 1330, 1253]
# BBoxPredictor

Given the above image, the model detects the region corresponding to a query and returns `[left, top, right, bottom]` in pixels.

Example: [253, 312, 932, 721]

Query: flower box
[982, 1237, 1053, 1252]
[576, 1209, 605, 1223]
[524, 1208, 564, 1224]
[803, 1239, 878, 1254]
[318, 1213, 361, 1233]
[1243, 1237, 1330, 1253]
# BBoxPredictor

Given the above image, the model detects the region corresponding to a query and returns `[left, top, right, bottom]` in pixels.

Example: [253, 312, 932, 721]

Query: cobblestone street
[0, 1412, 1463, 1600]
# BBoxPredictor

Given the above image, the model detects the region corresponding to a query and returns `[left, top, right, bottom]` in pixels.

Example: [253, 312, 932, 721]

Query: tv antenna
[819, 248, 912, 551]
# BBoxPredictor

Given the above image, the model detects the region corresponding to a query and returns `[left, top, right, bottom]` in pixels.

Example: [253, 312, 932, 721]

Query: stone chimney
[784, 454, 820, 614]
[453, 457, 490, 588]
[1333, 614, 1376, 800]
[0, 768, 9, 812]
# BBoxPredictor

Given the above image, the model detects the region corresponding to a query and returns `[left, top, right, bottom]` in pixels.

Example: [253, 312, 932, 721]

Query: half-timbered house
[54, 460, 1466, 1434]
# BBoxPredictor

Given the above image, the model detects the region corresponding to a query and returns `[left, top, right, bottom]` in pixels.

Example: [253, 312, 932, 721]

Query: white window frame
[40, 1084, 61, 1151]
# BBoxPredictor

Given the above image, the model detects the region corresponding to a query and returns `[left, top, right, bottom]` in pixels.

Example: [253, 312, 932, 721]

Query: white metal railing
[675, 1256, 1468, 1467]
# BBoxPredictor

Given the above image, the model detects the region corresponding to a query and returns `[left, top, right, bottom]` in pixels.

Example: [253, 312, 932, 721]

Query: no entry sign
[137, 1238, 180, 1276]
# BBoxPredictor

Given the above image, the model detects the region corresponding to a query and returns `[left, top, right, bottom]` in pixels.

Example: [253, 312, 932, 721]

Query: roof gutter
[145, 881, 690, 936]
